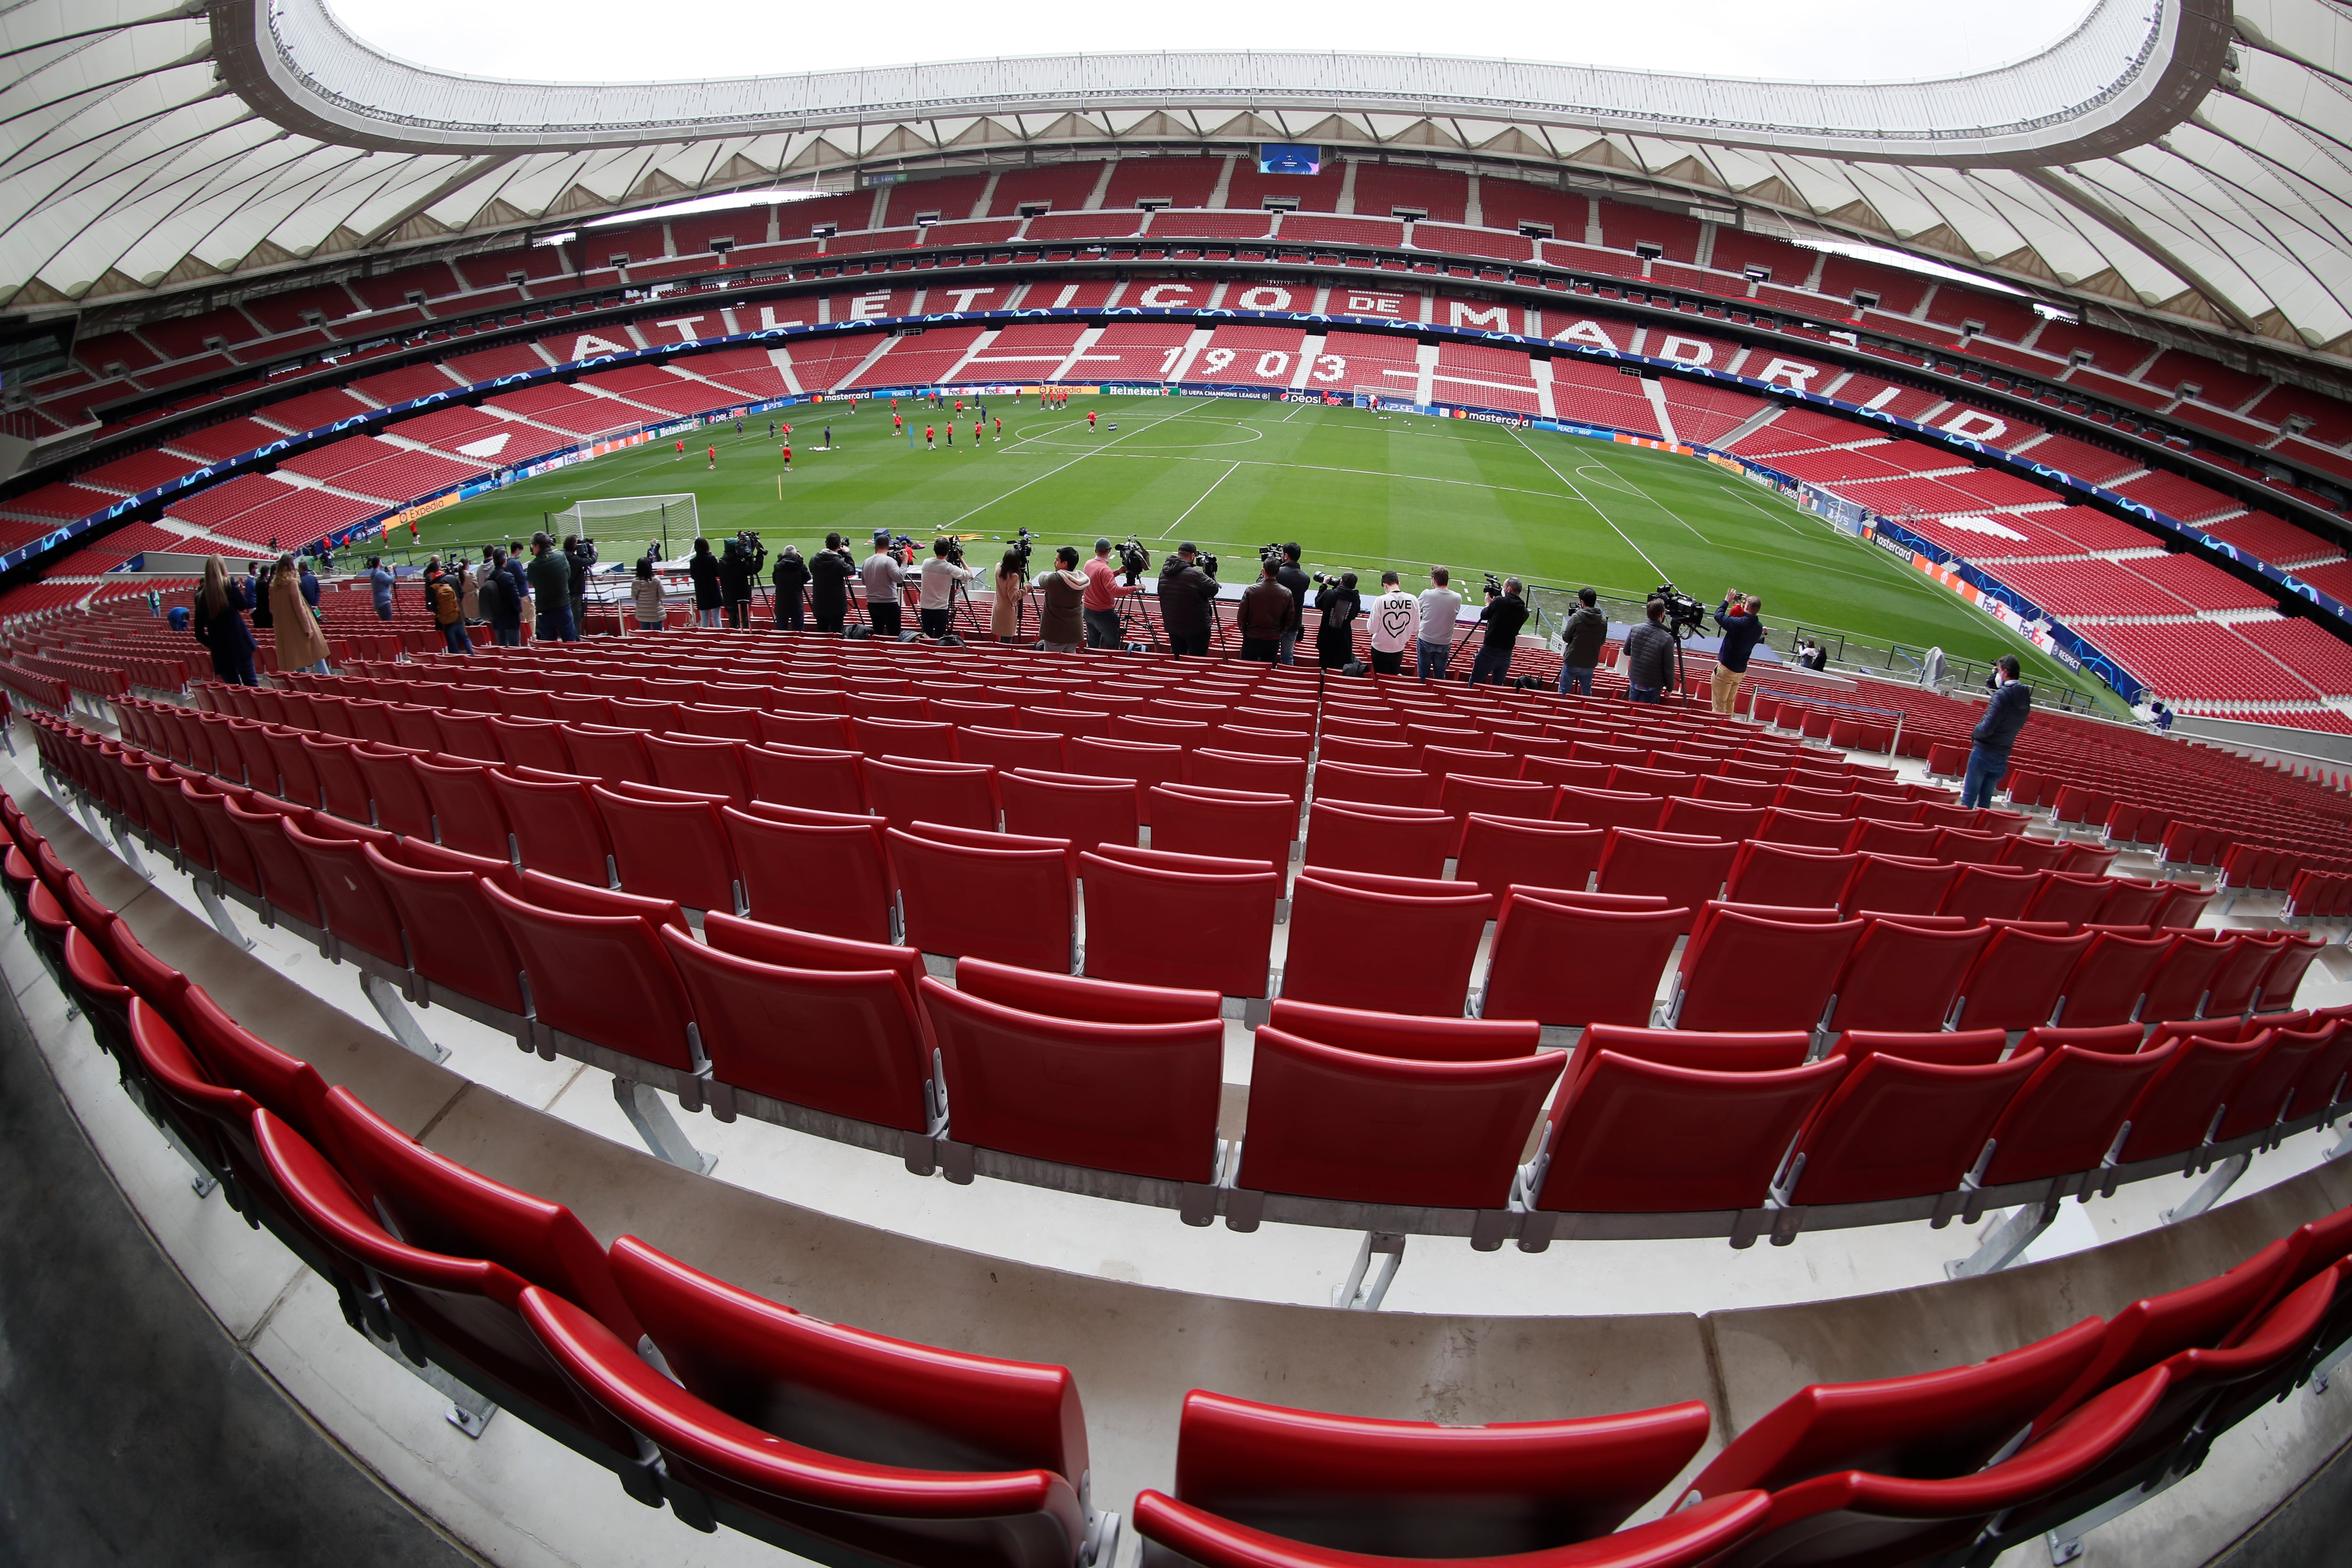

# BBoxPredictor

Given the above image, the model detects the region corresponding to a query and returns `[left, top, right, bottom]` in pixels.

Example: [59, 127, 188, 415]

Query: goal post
[546, 494, 699, 559]
[1351, 384, 1417, 413]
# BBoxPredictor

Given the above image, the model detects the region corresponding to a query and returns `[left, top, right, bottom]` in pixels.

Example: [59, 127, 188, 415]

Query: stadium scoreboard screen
[1258, 143, 1321, 175]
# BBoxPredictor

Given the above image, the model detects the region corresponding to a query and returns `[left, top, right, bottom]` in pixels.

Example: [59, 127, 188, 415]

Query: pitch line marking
[1160, 462, 1243, 540]
[938, 400, 1211, 527]
[1505, 425, 1669, 583]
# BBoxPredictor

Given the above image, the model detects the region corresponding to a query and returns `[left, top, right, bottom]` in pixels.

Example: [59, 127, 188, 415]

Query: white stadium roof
[13, 0, 2352, 358]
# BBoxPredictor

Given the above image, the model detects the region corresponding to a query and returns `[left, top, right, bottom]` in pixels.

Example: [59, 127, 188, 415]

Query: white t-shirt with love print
[1369, 589, 1418, 653]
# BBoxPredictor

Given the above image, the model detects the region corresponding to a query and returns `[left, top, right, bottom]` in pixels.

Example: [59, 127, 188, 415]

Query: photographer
[367, 555, 394, 621]
[1470, 576, 1528, 686]
[562, 534, 592, 633]
[688, 536, 723, 628]
[1623, 598, 1675, 703]
[1710, 590, 1765, 715]
[1963, 656, 2032, 809]
[1082, 538, 1128, 649]
[1239, 557, 1293, 663]
[1035, 546, 1089, 653]
[809, 532, 854, 633]
[1315, 572, 1362, 670]
[990, 546, 1028, 643]
[918, 536, 974, 639]
[1156, 541, 1220, 657]
[1415, 567, 1463, 683]
[1275, 542, 1311, 665]
[772, 545, 809, 630]
[1557, 587, 1607, 695]
[527, 531, 576, 642]
[720, 537, 756, 629]
[860, 530, 904, 637]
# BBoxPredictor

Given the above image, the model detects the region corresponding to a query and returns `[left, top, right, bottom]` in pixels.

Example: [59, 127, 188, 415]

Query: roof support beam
[355, 155, 514, 249]
[2017, 165, 2264, 336]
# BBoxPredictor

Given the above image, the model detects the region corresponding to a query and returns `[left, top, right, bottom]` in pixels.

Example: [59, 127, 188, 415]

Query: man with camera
[720, 534, 759, 629]
[1156, 542, 1220, 657]
[1623, 598, 1675, 703]
[918, 536, 974, 639]
[809, 532, 854, 633]
[1082, 539, 1129, 649]
[1239, 557, 1294, 663]
[1557, 588, 1608, 695]
[861, 530, 905, 638]
[561, 534, 595, 634]
[1470, 576, 1529, 685]
[526, 531, 577, 642]
[1275, 543, 1311, 665]
[1711, 590, 1765, 715]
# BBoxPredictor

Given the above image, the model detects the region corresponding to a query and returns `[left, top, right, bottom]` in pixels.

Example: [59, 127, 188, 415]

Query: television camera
[1116, 537, 1152, 586]
[1654, 581, 1708, 636]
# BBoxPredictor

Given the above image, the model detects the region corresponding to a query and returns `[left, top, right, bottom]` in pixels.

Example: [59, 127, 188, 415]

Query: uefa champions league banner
[20, 296, 2345, 635]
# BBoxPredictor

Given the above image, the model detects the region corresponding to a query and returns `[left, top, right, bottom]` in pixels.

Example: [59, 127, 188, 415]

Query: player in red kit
[675, 438, 685, 460]
[924, 425, 935, 449]
[707, 445, 716, 469]
[1087, 408, 1097, 430]
[780, 443, 793, 470]
[973, 419, 982, 445]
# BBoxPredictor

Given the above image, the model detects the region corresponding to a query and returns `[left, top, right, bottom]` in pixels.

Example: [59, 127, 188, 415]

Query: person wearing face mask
[1962, 655, 2033, 809]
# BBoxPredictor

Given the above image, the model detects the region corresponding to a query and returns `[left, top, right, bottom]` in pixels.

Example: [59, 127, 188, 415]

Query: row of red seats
[13, 783, 2352, 1568]
[31, 713, 2338, 1259]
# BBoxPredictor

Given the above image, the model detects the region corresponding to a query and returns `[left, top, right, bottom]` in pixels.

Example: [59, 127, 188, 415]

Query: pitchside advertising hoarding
[40, 293, 2342, 679]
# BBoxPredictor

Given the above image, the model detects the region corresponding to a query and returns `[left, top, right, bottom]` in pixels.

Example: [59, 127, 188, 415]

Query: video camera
[940, 537, 966, 567]
[1195, 550, 1221, 578]
[1483, 572, 1506, 600]
[567, 536, 598, 567]
[726, 529, 766, 572]
[1311, 570, 1343, 590]
[1009, 528, 1035, 577]
[1654, 581, 1707, 636]
[1259, 542, 1288, 570]
[1116, 537, 1152, 586]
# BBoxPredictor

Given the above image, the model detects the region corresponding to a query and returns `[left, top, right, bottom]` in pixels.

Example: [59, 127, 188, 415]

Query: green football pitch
[401, 393, 2118, 709]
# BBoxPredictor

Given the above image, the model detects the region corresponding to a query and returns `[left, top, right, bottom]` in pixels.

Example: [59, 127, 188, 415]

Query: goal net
[1351, 384, 1417, 413]
[548, 494, 699, 559]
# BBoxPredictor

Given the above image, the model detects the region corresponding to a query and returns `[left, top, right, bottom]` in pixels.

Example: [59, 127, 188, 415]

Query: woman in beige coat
[269, 552, 332, 674]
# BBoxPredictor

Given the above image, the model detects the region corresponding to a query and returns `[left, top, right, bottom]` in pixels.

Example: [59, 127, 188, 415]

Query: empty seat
[1952, 924, 2098, 1032]
[361, 843, 528, 1021]
[1001, 770, 1137, 856]
[1265, 998, 1540, 1062]
[2213, 1025, 2338, 1143]
[1723, 841, 1858, 910]
[1761, 807, 1854, 850]
[1668, 908, 1863, 1033]
[485, 770, 613, 887]
[2023, 870, 2109, 926]
[1303, 798, 1455, 880]
[1079, 849, 1277, 1006]
[1782, 1050, 2045, 1210]
[659, 923, 930, 1132]
[1233, 1027, 1560, 1211]
[2051, 929, 2173, 1028]
[591, 784, 739, 914]
[1821, 919, 1992, 1035]
[481, 878, 701, 1085]
[956, 724, 1065, 774]
[1282, 874, 1486, 1019]
[1528, 1051, 1849, 1218]
[488, 715, 574, 774]
[1554, 785, 1667, 836]
[1186, 748, 1308, 802]
[526, 1234, 1101, 1568]
[410, 755, 512, 862]
[349, 746, 435, 839]
[719, 804, 895, 944]
[863, 756, 997, 834]
[1595, 829, 1737, 932]
[742, 742, 866, 816]
[1453, 814, 1604, 908]
[1067, 737, 1186, 821]
[641, 732, 751, 804]
[282, 820, 409, 976]
[888, 825, 1075, 973]
[299, 734, 374, 824]
[919, 975, 1221, 1182]
[1939, 863, 2042, 924]
[1149, 785, 1296, 874]
[1131, 1389, 1757, 1568]
[1661, 797, 1768, 842]
[1308, 758, 1429, 809]
[2257, 932, 2328, 1012]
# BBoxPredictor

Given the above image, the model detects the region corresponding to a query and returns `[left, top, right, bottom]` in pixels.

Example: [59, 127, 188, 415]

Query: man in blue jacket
[1711, 590, 1764, 715]
[1963, 656, 2033, 809]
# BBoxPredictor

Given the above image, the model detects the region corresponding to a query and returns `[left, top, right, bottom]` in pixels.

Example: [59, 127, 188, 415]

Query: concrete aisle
[0, 981, 477, 1568]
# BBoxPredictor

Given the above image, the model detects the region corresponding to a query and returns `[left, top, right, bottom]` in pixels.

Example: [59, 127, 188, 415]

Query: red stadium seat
[488, 715, 574, 774]
[485, 770, 613, 887]
[888, 825, 1075, 973]
[1001, 769, 1137, 854]
[1781, 1049, 2045, 1209]
[1263, 998, 1540, 1062]
[2213, 1025, 2338, 1143]
[1723, 841, 1858, 909]
[1596, 829, 1737, 931]
[1303, 797, 1454, 880]
[361, 842, 527, 1024]
[742, 742, 867, 816]
[721, 804, 895, 944]
[591, 783, 739, 914]
[642, 732, 751, 805]
[410, 755, 513, 862]
[1821, 919, 1991, 1035]
[1282, 874, 1486, 1018]
[1231, 1027, 1560, 1212]
[1149, 784, 1296, 874]
[918, 974, 1221, 1183]
[1477, 891, 1685, 1032]
[1667, 908, 1862, 1033]
[1952, 924, 2097, 1031]
[1977, 1041, 2180, 1189]
[482, 880, 702, 1088]
[1308, 758, 1429, 809]
[299, 733, 374, 824]
[658, 924, 931, 1134]
[349, 745, 435, 839]
[562, 723, 657, 786]
[1131, 1388, 1743, 1566]
[1554, 785, 1667, 836]
[1939, 863, 2042, 924]
[1527, 1051, 1849, 1220]
[863, 755, 997, 833]
[1453, 815, 1603, 908]
[957, 725, 1065, 774]
[1186, 748, 1308, 802]
[1079, 848, 1278, 1007]
[2051, 929, 2173, 1027]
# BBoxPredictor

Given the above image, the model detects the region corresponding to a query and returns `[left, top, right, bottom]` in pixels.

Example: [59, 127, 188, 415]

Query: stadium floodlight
[548, 493, 699, 556]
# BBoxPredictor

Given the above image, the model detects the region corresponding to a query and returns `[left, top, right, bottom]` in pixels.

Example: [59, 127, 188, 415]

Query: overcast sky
[329, 0, 2090, 83]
